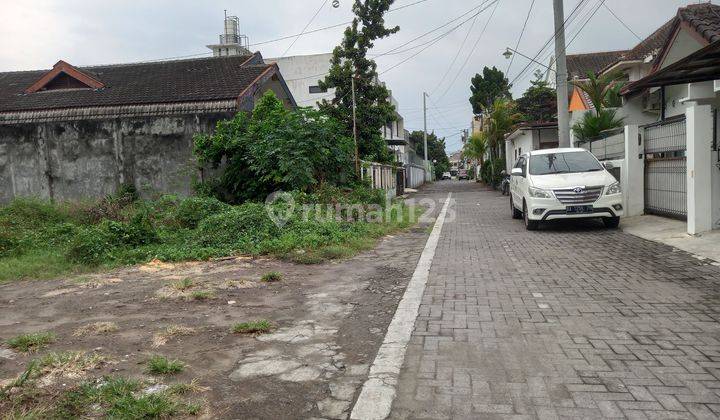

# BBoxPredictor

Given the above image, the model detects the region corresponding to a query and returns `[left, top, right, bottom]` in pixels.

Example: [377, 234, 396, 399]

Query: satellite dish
[332, 0, 340, 8]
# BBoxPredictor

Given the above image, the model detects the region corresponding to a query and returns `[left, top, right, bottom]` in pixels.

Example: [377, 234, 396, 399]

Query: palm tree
[463, 132, 488, 181]
[572, 70, 625, 114]
[571, 71, 626, 140]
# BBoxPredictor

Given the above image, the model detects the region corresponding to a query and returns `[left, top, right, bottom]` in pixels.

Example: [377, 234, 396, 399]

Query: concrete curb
[350, 193, 452, 420]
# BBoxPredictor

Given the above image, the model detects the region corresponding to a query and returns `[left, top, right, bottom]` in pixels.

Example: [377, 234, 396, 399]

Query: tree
[516, 78, 556, 122]
[318, 0, 399, 163]
[463, 132, 488, 181]
[571, 108, 624, 141]
[194, 92, 355, 203]
[572, 71, 625, 113]
[410, 131, 450, 179]
[570, 71, 626, 141]
[469, 67, 512, 115]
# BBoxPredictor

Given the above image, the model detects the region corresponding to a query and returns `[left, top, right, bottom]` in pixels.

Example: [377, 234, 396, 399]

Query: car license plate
[566, 205, 593, 214]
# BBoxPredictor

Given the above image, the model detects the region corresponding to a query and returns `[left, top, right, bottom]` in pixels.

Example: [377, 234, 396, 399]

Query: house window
[309, 85, 327, 94]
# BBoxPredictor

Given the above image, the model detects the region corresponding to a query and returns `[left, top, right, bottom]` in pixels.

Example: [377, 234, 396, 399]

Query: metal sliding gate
[642, 117, 687, 220]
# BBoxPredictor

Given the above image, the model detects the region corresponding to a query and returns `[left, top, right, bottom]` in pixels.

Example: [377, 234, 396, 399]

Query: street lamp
[502, 47, 554, 73]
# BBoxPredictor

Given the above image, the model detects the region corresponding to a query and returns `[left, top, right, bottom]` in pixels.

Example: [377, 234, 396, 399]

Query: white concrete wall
[266, 53, 335, 109]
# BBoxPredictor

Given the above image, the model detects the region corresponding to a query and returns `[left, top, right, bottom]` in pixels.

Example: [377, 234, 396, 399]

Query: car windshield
[529, 151, 602, 175]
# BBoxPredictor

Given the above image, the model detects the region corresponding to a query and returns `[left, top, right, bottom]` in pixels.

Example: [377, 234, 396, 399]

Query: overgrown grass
[6, 332, 55, 352]
[146, 355, 185, 375]
[189, 290, 215, 301]
[0, 185, 420, 282]
[232, 320, 272, 334]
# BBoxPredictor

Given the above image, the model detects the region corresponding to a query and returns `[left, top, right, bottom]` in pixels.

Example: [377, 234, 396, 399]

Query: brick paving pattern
[391, 182, 720, 419]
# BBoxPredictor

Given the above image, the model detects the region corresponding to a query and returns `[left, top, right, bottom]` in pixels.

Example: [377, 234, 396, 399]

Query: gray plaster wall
[0, 112, 232, 203]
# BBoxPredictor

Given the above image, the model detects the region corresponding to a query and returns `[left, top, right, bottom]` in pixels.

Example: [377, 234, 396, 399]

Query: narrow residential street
[389, 181, 720, 419]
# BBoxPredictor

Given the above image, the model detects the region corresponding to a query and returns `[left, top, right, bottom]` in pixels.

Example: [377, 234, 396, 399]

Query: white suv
[509, 148, 623, 230]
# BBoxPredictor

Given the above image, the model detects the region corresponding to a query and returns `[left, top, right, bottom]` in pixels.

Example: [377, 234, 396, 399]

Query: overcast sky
[0, 0, 703, 153]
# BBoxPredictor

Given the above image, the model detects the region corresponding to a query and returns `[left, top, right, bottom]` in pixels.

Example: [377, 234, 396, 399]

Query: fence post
[685, 103, 713, 234]
[622, 124, 644, 217]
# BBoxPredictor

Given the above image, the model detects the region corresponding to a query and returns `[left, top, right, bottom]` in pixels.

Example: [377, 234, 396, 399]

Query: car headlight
[605, 182, 621, 195]
[528, 186, 553, 199]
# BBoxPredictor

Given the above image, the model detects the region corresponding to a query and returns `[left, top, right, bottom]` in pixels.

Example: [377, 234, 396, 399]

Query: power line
[508, 0, 588, 86]
[371, 0, 493, 58]
[602, 2, 642, 41]
[281, 0, 330, 57]
[435, 0, 501, 101]
[505, 0, 536, 76]
[426, 2, 486, 95]
[379, 0, 500, 75]
[566, 0, 607, 48]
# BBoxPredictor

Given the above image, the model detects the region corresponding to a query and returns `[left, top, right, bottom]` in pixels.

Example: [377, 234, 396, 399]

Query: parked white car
[509, 148, 623, 230]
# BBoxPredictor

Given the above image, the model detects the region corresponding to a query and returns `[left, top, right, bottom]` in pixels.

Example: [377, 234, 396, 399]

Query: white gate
[642, 117, 687, 219]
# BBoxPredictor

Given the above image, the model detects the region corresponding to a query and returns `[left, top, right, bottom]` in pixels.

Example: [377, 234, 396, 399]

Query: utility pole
[553, 0, 570, 148]
[351, 75, 359, 175]
[423, 92, 429, 180]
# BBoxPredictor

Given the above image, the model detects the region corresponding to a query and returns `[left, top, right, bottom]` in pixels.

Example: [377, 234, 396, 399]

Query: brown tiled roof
[566, 50, 628, 79]
[0, 54, 272, 113]
[620, 18, 676, 62]
[606, 3, 720, 70]
[678, 3, 720, 43]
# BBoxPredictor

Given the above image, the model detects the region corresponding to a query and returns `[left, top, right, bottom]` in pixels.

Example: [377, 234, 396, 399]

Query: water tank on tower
[207, 11, 250, 57]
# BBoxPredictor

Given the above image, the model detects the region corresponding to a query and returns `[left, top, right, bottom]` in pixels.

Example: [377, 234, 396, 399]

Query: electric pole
[423, 92, 429, 180]
[553, 0, 570, 148]
[351, 75, 359, 175]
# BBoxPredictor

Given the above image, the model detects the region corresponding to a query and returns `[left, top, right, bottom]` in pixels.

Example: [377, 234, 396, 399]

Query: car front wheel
[510, 197, 522, 219]
[523, 201, 539, 231]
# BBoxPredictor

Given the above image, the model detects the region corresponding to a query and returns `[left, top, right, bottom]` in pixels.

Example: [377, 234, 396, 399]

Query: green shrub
[66, 214, 158, 265]
[66, 226, 113, 265]
[0, 198, 68, 230]
[173, 196, 229, 228]
[194, 204, 279, 250]
[0, 232, 22, 258]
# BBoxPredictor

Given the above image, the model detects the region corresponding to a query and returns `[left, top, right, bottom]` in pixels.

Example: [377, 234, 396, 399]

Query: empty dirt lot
[0, 222, 431, 418]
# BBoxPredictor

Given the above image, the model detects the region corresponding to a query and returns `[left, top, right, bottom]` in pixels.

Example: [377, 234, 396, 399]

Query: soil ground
[0, 215, 432, 418]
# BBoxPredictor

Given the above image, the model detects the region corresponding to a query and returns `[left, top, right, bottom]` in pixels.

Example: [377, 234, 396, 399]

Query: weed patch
[73, 322, 118, 337]
[232, 320, 272, 335]
[6, 332, 55, 352]
[146, 355, 185, 375]
[260, 271, 282, 282]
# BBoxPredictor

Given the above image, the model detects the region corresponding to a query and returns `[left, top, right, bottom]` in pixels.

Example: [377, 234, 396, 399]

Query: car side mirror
[603, 162, 614, 170]
[511, 168, 523, 176]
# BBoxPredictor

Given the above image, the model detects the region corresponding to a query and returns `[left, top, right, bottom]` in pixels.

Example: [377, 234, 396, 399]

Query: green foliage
[194, 92, 356, 202]
[516, 78, 556, 122]
[194, 204, 279, 251]
[410, 131, 450, 178]
[480, 158, 505, 187]
[318, 0, 399, 162]
[572, 70, 625, 112]
[233, 320, 272, 334]
[571, 108, 625, 141]
[66, 213, 159, 265]
[260, 272, 283, 282]
[469, 66, 512, 115]
[0, 184, 416, 282]
[463, 132, 488, 167]
[146, 355, 185, 375]
[6, 332, 55, 352]
[173, 196, 229, 228]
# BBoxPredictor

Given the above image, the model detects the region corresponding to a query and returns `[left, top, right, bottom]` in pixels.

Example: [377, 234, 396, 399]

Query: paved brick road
[391, 181, 720, 419]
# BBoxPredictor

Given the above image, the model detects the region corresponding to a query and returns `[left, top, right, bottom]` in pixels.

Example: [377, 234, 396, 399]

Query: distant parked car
[457, 169, 469, 180]
[441, 171, 452, 180]
[509, 148, 623, 230]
